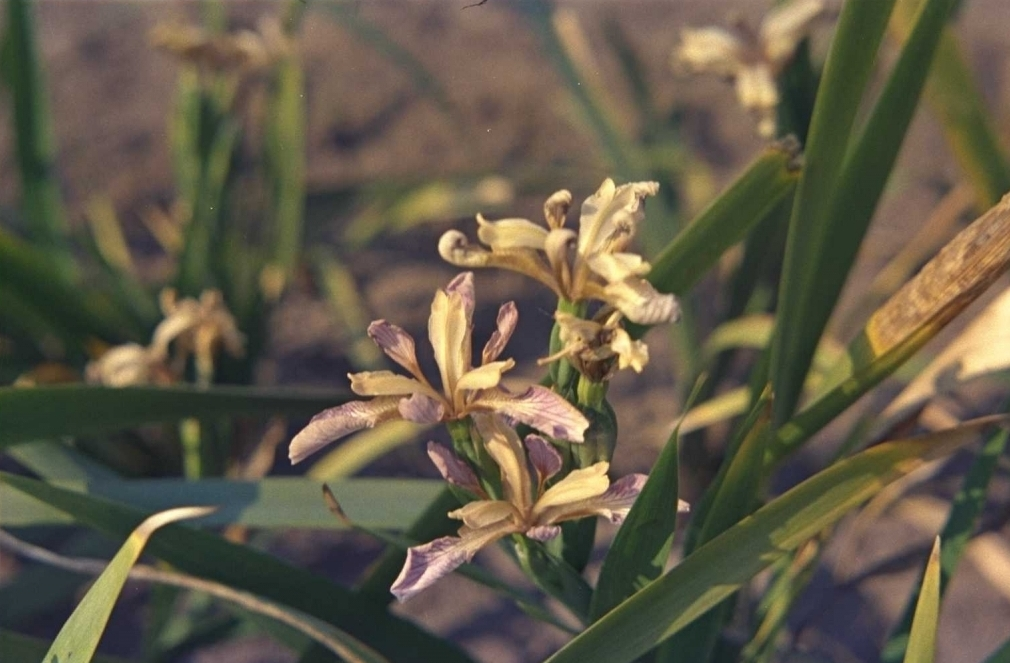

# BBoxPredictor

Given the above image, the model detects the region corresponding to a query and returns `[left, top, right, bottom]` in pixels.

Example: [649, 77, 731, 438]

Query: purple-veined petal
[367, 320, 424, 377]
[456, 359, 514, 393]
[474, 414, 533, 514]
[481, 301, 518, 365]
[427, 442, 482, 494]
[477, 385, 589, 443]
[398, 393, 446, 424]
[288, 397, 401, 464]
[445, 271, 475, 318]
[349, 370, 428, 397]
[525, 434, 563, 484]
[534, 470, 650, 526]
[526, 525, 561, 542]
[390, 516, 520, 601]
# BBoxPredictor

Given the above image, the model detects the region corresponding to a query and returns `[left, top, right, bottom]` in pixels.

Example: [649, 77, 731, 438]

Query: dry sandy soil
[3, 1, 1010, 662]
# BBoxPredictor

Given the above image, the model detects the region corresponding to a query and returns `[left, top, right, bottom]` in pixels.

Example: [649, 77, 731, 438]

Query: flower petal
[445, 271, 476, 318]
[761, 0, 823, 67]
[429, 279, 472, 404]
[449, 499, 516, 529]
[85, 344, 156, 387]
[735, 64, 778, 113]
[602, 278, 681, 325]
[398, 393, 446, 424]
[477, 385, 589, 443]
[367, 320, 423, 377]
[578, 179, 658, 257]
[349, 370, 428, 397]
[534, 463, 611, 514]
[676, 26, 745, 77]
[456, 359, 515, 393]
[543, 189, 573, 229]
[525, 434, 563, 484]
[525, 525, 561, 542]
[476, 215, 549, 250]
[536, 471, 655, 526]
[474, 414, 533, 514]
[288, 398, 401, 464]
[439, 230, 495, 268]
[585, 252, 651, 282]
[481, 301, 518, 365]
[610, 328, 649, 373]
[439, 231, 562, 296]
[427, 442, 482, 494]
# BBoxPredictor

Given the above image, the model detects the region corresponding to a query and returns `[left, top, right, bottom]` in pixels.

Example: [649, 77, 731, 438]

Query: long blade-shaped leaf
[44, 506, 214, 663]
[775, 193, 1010, 459]
[543, 418, 1002, 663]
[0, 384, 348, 448]
[647, 142, 800, 297]
[777, 0, 958, 426]
[902, 538, 942, 663]
[0, 476, 444, 530]
[770, 0, 897, 425]
[0, 472, 474, 663]
[590, 420, 684, 621]
[881, 428, 1009, 662]
[0, 630, 130, 663]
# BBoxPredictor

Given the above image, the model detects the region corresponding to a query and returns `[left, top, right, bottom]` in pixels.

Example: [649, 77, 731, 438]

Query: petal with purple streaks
[367, 320, 423, 377]
[481, 301, 518, 365]
[427, 442, 482, 494]
[477, 385, 589, 442]
[398, 393, 446, 424]
[525, 434, 563, 484]
[289, 397, 401, 464]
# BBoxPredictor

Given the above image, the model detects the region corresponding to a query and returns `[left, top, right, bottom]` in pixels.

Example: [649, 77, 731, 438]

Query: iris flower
[151, 289, 245, 382]
[391, 415, 688, 601]
[674, 0, 824, 137]
[438, 179, 679, 325]
[539, 310, 650, 380]
[289, 273, 589, 464]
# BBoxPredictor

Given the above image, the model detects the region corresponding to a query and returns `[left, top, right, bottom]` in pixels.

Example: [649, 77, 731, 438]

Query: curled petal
[476, 215, 549, 250]
[289, 398, 401, 464]
[525, 525, 561, 542]
[610, 328, 649, 373]
[439, 230, 495, 268]
[367, 320, 422, 376]
[525, 434, 563, 484]
[602, 278, 681, 325]
[427, 442, 482, 494]
[477, 385, 589, 443]
[543, 190, 573, 229]
[456, 359, 514, 393]
[481, 301, 518, 365]
[398, 392, 446, 424]
[544, 228, 577, 292]
[675, 26, 744, 76]
[761, 0, 824, 67]
[349, 370, 429, 397]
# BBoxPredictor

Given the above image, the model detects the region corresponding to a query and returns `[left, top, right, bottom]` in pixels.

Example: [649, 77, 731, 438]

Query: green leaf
[0, 476, 443, 530]
[770, 0, 897, 425]
[543, 418, 1001, 663]
[0, 630, 132, 663]
[0, 384, 348, 449]
[661, 400, 772, 663]
[1, 0, 74, 279]
[0, 472, 474, 663]
[881, 428, 1009, 662]
[890, 1, 1010, 209]
[902, 537, 942, 663]
[590, 419, 683, 621]
[648, 143, 800, 297]
[982, 636, 1010, 663]
[45, 505, 214, 663]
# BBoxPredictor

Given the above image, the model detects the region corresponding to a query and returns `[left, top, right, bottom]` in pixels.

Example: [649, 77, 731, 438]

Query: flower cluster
[674, 0, 824, 137]
[86, 289, 244, 387]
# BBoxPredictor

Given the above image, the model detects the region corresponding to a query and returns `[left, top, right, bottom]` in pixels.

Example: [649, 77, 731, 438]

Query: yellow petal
[534, 462, 611, 514]
[429, 285, 470, 406]
[449, 499, 516, 529]
[761, 0, 824, 67]
[475, 415, 533, 514]
[476, 215, 549, 250]
[456, 359, 514, 393]
[675, 26, 745, 77]
[348, 370, 430, 397]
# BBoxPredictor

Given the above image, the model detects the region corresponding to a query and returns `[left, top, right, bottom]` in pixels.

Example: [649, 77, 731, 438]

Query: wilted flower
[439, 179, 679, 325]
[149, 16, 291, 73]
[152, 289, 245, 382]
[674, 0, 824, 137]
[85, 343, 172, 387]
[539, 310, 649, 381]
[289, 273, 589, 464]
[391, 415, 685, 601]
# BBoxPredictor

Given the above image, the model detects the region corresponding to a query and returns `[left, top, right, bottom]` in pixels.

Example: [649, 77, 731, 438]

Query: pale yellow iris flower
[539, 310, 650, 381]
[391, 415, 687, 601]
[674, 0, 824, 137]
[438, 179, 679, 326]
[289, 273, 589, 464]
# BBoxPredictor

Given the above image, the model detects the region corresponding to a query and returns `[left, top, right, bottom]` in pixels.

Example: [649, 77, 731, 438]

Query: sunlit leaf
[902, 537, 941, 663]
